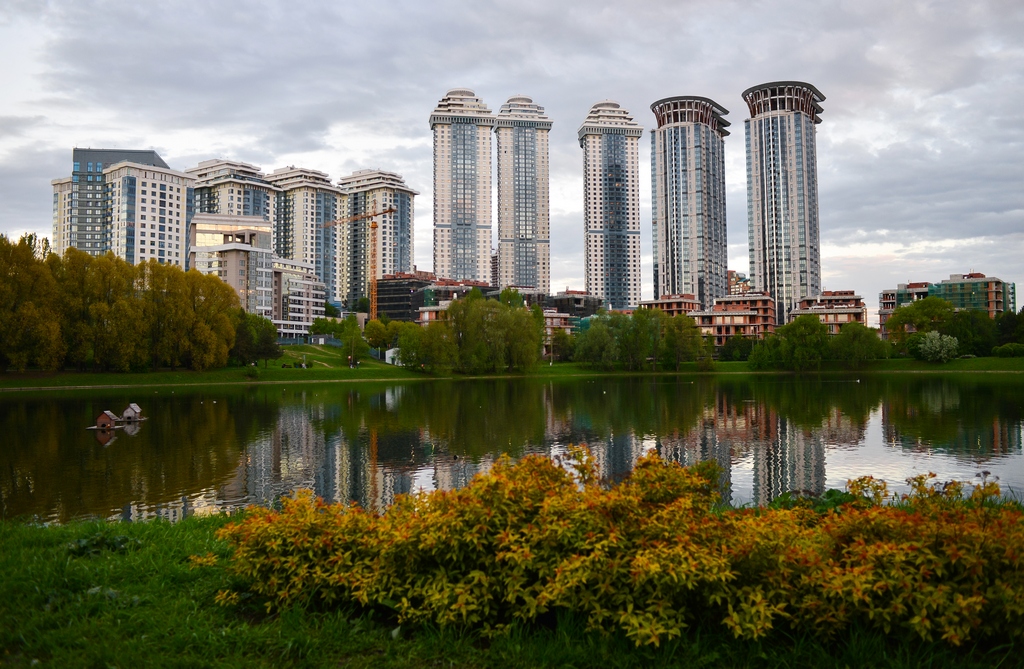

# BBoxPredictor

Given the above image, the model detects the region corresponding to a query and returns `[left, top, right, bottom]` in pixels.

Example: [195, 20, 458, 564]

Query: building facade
[189, 213, 274, 318]
[579, 101, 643, 309]
[650, 96, 729, 309]
[272, 256, 326, 338]
[691, 293, 777, 347]
[878, 282, 932, 338]
[495, 95, 552, 292]
[790, 290, 868, 335]
[743, 81, 825, 323]
[186, 159, 280, 222]
[637, 294, 702, 318]
[103, 162, 194, 268]
[334, 169, 418, 309]
[51, 149, 186, 262]
[929, 273, 1015, 320]
[265, 166, 346, 305]
[430, 88, 494, 283]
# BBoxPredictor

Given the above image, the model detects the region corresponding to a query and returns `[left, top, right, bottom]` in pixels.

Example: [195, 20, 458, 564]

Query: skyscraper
[430, 88, 494, 283]
[265, 166, 346, 305]
[51, 149, 194, 267]
[495, 95, 552, 292]
[743, 81, 825, 322]
[186, 159, 280, 223]
[579, 101, 643, 309]
[650, 96, 730, 308]
[335, 169, 418, 308]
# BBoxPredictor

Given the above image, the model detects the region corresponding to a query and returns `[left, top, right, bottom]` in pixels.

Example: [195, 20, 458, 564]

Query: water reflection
[2, 375, 1023, 522]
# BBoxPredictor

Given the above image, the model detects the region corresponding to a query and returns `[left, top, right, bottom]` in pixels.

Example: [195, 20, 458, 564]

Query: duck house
[122, 403, 143, 422]
[95, 410, 119, 430]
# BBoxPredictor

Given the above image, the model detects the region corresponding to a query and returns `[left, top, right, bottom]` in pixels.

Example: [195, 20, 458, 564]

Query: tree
[230, 310, 259, 365]
[995, 309, 1020, 346]
[309, 317, 341, 337]
[0, 234, 64, 371]
[617, 309, 659, 371]
[941, 310, 996, 357]
[660, 315, 701, 370]
[777, 315, 831, 372]
[364, 319, 389, 351]
[499, 288, 524, 309]
[886, 297, 955, 351]
[550, 328, 574, 362]
[324, 301, 340, 318]
[918, 331, 959, 363]
[748, 335, 786, 370]
[355, 297, 370, 314]
[253, 316, 282, 367]
[718, 335, 754, 362]
[830, 322, 887, 369]
[574, 318, 618, 369]
[338, 315, 369, 365]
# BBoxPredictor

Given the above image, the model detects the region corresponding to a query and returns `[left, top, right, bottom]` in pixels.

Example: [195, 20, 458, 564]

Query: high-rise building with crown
[743, 81, 825, 322]
[578, 101, 643, 309]
[430, 88, 494, 283]
[494, 95, 552, 292]
[650, 96, 730, 308]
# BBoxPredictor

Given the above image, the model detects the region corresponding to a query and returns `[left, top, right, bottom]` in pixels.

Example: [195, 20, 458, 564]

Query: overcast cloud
[1, 0, 1022, 320]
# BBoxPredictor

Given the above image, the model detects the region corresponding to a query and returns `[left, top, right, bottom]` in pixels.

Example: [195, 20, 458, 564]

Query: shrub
[216, 452, 1024, 648]
[993, 343, 1024, 358]
[917, 331, 959, 363]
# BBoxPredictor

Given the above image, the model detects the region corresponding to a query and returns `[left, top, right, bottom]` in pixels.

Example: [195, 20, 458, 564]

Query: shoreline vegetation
[1, 350, 1023, 392]
[3, 454, 1022, 668]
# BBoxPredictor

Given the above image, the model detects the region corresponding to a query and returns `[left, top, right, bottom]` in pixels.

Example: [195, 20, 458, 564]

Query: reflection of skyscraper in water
[751, 418, 826, 506]
[658, 405, 734, 504]
[241, 404, 326, 507]
[882, 399, 1023, 459]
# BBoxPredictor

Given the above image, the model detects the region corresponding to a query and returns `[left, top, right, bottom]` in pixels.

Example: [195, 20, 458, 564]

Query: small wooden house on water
[95, 410, 119, 430]
[122, 404, 143, 421]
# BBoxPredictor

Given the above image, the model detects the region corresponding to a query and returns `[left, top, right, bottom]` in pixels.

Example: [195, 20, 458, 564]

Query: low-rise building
[790, 290, 868, 335]
[189, 213, 274, 318]
[691, 292, 776, 347]
[548, 289, 603, 318]
[728, 270, 751, 295]
[929, 273, 1015, 320]
[878, 282, 931, 338]
[272, 257, 326, 339]
[637, 294, 702, 318]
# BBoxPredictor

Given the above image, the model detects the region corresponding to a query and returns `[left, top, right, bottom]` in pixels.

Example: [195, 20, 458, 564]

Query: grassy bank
[2, 348, 1023, 392]
[1, 515, 1017, 668]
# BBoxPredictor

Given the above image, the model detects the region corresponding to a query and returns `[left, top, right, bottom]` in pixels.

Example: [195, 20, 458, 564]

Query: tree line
[885, 296, 1024, 359]
[0, 234, 279, 372]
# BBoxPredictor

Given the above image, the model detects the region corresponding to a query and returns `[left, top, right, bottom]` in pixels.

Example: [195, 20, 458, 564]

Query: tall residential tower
[495, 95, 552, 292]
[743, 81, 825, 322]
[579, 101, 643, 310]
[650, 96, 730, 308]
[430, 88, 494, 283]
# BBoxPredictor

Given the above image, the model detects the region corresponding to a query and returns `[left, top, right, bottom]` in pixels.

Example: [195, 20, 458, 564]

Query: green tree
[309, 317, 341, 337]
[659, 314, 701, 370]
[355, 297, 370, 314]
[718, 335, 754, 362]
[918, 331, 959, 362]
[254, 316, 282, 367]
[338, 315, 369, 365]
[776, 315, 831, 372]
[995, 309, 1019, 346]
[941, 310, 996, 357]
[364, 319, 389, 351]
[0, 234, 65, 371]
[230, 310, 259, 365]
[574, 318, 618, 369]
[617, 309, 658, 371]
[830, 322, 887, 369]
[499, 287, 524, 309]
[886, 297, 955, 351]
[324, 301, 340, 318]
[550, 328, 574, 362]
[183, 270, 239, 371]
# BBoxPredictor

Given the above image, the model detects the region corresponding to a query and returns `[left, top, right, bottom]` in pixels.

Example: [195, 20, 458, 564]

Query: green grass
[1, 517, 1018, 668]
[2, 349, 1022, 393]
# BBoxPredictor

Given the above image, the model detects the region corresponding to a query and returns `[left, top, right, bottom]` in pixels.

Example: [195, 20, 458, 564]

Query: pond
[2, 375, 1023, 523]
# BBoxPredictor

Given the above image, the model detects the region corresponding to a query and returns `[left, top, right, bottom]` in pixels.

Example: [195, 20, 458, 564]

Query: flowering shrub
[215, 451, 1024, 647]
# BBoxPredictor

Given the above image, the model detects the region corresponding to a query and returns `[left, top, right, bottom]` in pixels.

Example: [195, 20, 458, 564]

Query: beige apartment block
[186, 159, 280, 222]
[579, 101, 643, 310]
[104, 162, 194, 267]
[265, 166, 346, 305]
[335, 169, 418, 308]
[272, 256, 326, 338]
[189, 213, 274, 318]
[495, 95, 552, 293]
[430, 88, 494, 283]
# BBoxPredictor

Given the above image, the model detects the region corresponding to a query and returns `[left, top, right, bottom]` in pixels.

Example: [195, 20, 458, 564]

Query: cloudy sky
[2, 0, 1022, 320]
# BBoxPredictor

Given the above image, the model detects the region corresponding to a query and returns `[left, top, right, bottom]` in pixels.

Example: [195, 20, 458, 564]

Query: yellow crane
[325, 207, 396, 320]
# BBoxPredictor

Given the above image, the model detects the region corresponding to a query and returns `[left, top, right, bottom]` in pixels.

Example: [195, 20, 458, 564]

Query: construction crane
[325, 207, 396, 320]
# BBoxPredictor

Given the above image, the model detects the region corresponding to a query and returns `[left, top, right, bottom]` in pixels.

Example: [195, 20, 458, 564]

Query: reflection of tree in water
[0, 389, 271, 522]
[882, 378, 1024, 459]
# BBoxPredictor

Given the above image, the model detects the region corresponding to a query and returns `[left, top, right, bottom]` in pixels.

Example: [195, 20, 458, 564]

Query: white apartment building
[335, 169, 418, 309]
[265, 166, 346, 305]
[495, 95, 552, 293]
[104, 162, 194, 267]
[189, 213, 274, 318]
[579, 101, 643, 309]
[186, 159, 280, 222]
[430, 88, 494, 283]
[51, 148, 176, 259]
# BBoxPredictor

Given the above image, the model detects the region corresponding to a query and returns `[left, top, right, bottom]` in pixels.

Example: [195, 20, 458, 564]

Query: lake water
[2, 375, 1023, 523]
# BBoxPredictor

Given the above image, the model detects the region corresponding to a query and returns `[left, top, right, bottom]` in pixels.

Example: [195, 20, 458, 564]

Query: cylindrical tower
[742, 81, 825, 322]
[649, 96, 730, 308]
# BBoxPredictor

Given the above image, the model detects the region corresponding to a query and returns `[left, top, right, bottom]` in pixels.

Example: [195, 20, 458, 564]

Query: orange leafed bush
[216, 449, 1024, 647]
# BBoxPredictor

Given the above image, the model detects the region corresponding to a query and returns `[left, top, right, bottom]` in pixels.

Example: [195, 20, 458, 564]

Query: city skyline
[2, 1, 1022, 323]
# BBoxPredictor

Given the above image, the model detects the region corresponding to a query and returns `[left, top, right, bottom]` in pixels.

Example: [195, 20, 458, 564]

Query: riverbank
[1, 349, 1022, 392]
[1, 514, 1017, 668]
